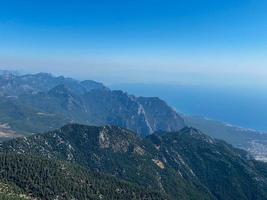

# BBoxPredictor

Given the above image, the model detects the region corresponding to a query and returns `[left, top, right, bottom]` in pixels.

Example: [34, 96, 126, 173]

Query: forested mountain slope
[1, 124, 267, 200]
[0, 153, 167, 200]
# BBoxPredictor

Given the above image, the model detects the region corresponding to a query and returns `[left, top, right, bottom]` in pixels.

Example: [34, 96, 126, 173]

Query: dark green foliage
[0, 194, 27, 200]
[0, 153, 167, 200]
[0, 181, 29, 200]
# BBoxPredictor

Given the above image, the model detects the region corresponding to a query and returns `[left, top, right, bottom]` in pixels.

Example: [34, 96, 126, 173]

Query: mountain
[185, 116, 267, 162]
[0, 124, 210, 200]
[0, 153, 167, 200]
[1, 70, 267, 162]
[153, 127, 267, 200]
[0, 72, 184, 137]
[0, 95, 69, 137]
[1, 124, 267, 200]
[0, 72, 107, 96]
[136, 97, 185, 133]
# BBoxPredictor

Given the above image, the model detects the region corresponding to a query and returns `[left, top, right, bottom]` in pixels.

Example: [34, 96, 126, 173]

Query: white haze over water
[1, 55, 267, 89]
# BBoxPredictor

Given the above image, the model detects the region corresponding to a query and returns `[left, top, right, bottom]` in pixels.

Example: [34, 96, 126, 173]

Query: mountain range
[0, 72, 184, 137]
[0, 71, 267, 199]
[0, 71, 266, 162]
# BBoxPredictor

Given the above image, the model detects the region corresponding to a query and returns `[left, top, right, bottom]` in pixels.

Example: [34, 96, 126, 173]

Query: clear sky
[0, 0, 267, 86]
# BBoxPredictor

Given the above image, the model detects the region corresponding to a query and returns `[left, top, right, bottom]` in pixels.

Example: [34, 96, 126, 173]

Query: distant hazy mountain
[0, 72, 107, 96]
[1, 124, 267, 200]
[0, 71, 184, 137]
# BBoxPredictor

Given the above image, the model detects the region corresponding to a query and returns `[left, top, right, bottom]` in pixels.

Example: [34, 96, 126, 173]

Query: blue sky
[0, 0, 267, 86]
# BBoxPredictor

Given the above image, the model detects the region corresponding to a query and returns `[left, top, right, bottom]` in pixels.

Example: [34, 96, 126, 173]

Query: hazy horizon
[1, 0, 267, 88]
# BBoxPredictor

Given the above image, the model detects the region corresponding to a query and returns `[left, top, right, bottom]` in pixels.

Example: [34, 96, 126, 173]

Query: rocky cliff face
[137, 97, 185, 133]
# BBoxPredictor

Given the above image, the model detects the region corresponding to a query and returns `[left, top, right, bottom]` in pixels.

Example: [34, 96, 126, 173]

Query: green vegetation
[0, 182, 30, 200]
[0, 97, 68, 135]
[0, 153, 167, 200]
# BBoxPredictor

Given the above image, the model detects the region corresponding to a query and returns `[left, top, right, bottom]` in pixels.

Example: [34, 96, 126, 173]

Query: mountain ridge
[0, 72, 185, 137]
[0, 70, 266, 162]
[1, 124, 267, 200]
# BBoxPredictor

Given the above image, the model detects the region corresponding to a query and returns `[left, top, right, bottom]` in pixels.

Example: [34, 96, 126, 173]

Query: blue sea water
[110, 83, 267, 132]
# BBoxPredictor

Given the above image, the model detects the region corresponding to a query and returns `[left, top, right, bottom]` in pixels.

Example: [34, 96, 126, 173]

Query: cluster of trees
[0, 153, 167, 200]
